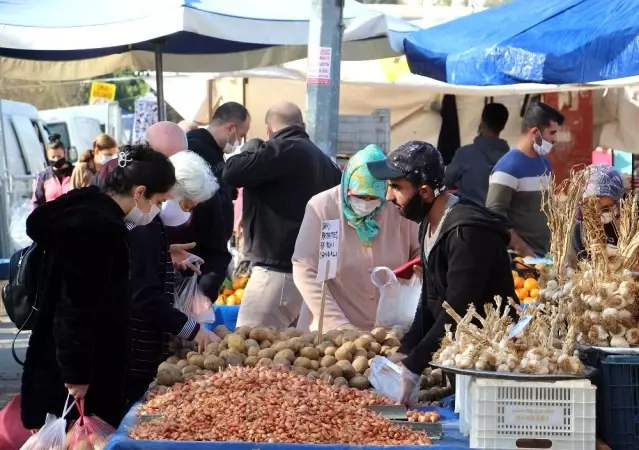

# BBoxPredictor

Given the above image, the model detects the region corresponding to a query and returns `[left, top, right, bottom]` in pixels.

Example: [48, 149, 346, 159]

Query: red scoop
[393, 257, 421, 280]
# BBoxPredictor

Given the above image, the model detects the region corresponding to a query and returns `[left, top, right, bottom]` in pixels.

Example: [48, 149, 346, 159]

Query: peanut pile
[131, 366, 433, 445]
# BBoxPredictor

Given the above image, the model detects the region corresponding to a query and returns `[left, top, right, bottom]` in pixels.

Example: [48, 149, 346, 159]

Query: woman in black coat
[21, 145, 176, 430]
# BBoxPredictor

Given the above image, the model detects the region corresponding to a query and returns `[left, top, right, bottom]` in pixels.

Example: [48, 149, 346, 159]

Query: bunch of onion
[573, 272, 639, 347]
[432, 298, 584, 375]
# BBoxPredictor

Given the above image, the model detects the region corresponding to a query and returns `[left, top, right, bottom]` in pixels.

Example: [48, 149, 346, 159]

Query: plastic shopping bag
[20, 396, 75, 450]
[0, 395, 31, 450]
[371, 267, 421, 331]
[66, 399, 115, 450]
[175, 263, 215, 323]
[368, 356, 420, 404]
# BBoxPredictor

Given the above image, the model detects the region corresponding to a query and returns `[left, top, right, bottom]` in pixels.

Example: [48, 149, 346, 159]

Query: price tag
[317, 219, 340, 281]
[509, 315, 533, 339]
[503, 405, 565, 428]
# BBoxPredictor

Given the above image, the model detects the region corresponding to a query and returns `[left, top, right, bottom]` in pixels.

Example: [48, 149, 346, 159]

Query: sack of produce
[20, 396, 75, 450]
[65, 399, 114, 450]
[369, 356, 420, 403]
[371, 267, 421, 330]
[175, 264, 215, 323]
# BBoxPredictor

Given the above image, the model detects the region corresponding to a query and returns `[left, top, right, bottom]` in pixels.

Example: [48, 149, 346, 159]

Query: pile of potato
[133, 366, 433, 445]
[156, 325, 406, 390]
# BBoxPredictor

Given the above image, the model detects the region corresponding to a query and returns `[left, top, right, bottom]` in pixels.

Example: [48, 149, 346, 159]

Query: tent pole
[305, 0, 344, 160]
[154, 41, 167, 122]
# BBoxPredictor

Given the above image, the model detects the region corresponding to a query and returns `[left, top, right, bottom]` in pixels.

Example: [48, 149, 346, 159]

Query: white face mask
[96, 153, 117, 165]
[349, 197, 382, 217]
[601, 211, 614, 224]
[160, 199, 192, 227]
[223, 129, 240, 154]
[533, 132, 553, 156]
[125, 198, 160, 226]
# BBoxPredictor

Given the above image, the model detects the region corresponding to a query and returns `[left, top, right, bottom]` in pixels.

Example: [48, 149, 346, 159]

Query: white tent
[0, 0, 417, 81]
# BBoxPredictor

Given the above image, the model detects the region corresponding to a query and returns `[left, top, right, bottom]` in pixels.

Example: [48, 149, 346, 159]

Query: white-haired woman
[126, 150, 219, 406]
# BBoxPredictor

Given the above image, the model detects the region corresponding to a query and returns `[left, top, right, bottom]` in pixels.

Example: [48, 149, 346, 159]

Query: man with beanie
[367, 140, 516, 403]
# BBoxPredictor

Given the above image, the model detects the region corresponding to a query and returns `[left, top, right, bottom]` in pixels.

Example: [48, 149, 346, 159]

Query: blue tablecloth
[106, 403, 471, 450]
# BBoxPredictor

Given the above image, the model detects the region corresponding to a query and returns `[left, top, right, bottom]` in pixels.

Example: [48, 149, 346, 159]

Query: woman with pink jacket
[293, 145, 421, 332]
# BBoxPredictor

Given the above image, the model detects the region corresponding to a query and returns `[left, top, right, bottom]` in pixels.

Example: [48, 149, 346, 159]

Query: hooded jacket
[443, 136, 510, 204]
[165, 129, 234, 298]
[399, 197, 516, 375]
[223, 127, 342, 270]
[21, 186, 131, 429]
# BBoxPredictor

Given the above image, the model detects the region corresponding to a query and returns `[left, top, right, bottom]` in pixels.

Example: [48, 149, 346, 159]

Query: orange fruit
[222, 287, 235, 296]
[234, 288, 244, 300]
[225, 295, 237, 306]
[523, 278, 538, 291]
[232, 279, 244, 290]
[530, 288, 540, 298]
[516, 288, 529, 301]
[522, 297, 535, 304]
[512, 270, 519, 278]
[514, 277, 525, 289]
[214, 295, 225, 306]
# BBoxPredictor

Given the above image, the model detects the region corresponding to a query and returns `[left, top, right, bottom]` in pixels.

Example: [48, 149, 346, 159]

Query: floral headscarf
[341, 145, 387, 246]
[583, 164, 624, 201]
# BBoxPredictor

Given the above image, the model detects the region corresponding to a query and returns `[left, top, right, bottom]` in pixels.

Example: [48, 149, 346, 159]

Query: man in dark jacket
[443, 103, 510, 204]
[170, 102, 251, 299]
[368, 140, 515, 403]
[223, 102, 342, 328]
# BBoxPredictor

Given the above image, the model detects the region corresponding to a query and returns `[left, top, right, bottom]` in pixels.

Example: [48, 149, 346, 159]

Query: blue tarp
[107, 402, 470, 449]
[404, 0, 639, 86]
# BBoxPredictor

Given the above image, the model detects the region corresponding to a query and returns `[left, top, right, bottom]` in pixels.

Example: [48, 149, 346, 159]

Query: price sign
[317, 219, 340, 281]
[509, 315, 533, 339]
[89, 82, 116, 105]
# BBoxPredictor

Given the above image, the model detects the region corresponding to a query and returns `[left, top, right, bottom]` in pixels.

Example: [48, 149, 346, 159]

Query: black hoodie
[21, 186, 131, 429]
[399, 197, 516, 375]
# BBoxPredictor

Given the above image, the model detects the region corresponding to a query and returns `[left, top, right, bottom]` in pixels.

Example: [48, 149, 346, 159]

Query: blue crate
[598, 355, 639, 450]
[203, 305, 239, 332]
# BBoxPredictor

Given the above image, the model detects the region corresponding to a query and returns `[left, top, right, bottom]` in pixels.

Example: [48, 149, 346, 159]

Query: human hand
[170, 243, 204, 274]
[193, 327, 220, 352]
[65, 383, 89, 399]
[398, 363, 420, 406]
[413, 264, 423, 278]
[388, 352, 406, 364]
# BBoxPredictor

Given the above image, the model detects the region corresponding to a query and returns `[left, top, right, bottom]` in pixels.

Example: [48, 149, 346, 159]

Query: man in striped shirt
[486, 102, 564, 257]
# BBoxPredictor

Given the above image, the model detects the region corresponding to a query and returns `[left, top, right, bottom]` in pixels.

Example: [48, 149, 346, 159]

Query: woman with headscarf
[292, 145, 421, 332]
[573, 164, 625, 261]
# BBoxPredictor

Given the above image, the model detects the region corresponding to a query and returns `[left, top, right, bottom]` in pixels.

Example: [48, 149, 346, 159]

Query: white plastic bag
[175, 263, 215, 323]
[371, 267, 421, 330]
[368, 356, 420, 403]
[20, 396, 75, 450]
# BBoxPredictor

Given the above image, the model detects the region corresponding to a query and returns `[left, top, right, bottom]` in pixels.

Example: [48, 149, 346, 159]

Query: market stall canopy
[0, 0, 416, 81]
[404, 0, 639, 86]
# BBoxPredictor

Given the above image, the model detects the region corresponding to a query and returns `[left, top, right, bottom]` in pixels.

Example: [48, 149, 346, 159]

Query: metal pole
[154, 42, 167, 122]
[305, 0, 344, 160]
[0, 100, 12, 258]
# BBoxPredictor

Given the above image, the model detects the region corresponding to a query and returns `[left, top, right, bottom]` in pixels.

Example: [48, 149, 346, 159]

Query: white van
[40, 102, 123, 153]
[43, 116, 102, 162]
[0, 99, 50, 257]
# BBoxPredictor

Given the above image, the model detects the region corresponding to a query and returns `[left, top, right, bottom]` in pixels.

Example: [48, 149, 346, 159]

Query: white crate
[469, 378, 596, 450]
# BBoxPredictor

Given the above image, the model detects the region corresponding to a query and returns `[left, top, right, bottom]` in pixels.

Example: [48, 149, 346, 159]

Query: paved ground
[0, 317, 27, 409]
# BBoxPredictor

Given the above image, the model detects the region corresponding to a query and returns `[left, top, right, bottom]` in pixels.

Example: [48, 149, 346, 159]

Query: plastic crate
[469, 378, 596, 450]
[597, 355, 639, 450]
[203, 305, 239, 332]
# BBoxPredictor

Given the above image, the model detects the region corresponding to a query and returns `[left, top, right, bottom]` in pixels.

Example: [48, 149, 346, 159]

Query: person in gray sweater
[443, 103, 510, 204]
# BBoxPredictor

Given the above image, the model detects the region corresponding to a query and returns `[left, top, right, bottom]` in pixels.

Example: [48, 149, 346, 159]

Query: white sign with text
[317, 219, 340, 281]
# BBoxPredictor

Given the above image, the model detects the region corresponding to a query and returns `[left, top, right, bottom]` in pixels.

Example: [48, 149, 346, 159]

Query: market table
[106, 403, 471, 450]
